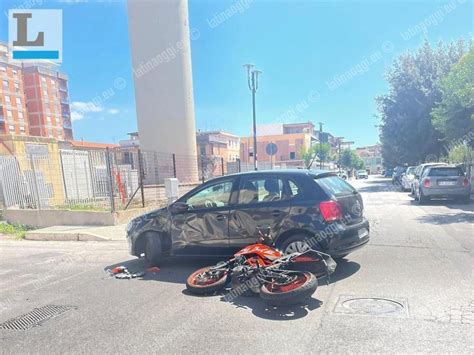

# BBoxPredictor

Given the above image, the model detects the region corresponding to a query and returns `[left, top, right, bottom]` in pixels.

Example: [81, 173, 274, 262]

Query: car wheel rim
[284, 240, 310, 254]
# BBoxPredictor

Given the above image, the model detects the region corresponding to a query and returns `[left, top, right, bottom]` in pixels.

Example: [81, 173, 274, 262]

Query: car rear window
[315, 176, 356, 197]
[428, 168, 463, 177]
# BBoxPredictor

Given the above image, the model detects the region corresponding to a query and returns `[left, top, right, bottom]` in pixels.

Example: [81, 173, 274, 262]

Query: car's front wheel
[145, 234, 163, 266]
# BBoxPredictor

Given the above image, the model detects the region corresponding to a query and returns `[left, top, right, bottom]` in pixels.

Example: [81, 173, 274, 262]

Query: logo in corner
[8, 10, 62, 62]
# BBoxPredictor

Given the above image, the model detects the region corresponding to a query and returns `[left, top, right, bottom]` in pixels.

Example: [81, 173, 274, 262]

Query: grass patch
[0, 222, 34, 239]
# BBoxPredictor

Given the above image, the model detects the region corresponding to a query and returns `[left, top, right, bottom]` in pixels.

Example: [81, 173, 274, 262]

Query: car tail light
[423, 178, 431, 188]
[319, 200, 343, 222]
[463, 178, 469, 187]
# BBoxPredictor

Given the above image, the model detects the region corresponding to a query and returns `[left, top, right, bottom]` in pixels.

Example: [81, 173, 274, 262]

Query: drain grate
[0, 305, 77, 331]
[334, 295, 408, 318]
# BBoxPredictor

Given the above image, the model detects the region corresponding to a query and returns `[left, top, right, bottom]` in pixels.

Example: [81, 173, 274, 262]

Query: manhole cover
[0, 305, 77, 331]
[334, 296, 408, 318]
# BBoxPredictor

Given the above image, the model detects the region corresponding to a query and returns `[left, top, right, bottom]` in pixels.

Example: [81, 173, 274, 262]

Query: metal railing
[0, 147, 305, 212]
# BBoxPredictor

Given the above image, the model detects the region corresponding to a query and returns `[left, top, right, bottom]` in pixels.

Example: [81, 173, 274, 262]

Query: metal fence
[0, 148, 292, 212]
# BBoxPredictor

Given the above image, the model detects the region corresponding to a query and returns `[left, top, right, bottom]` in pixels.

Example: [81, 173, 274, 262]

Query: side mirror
[170, 201, 189, 214]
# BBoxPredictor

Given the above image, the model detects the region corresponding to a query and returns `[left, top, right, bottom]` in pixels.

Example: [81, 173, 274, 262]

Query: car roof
[419, 162, 447, 168]
[206, 169, 336, 183]
[426, 165, 460, 169]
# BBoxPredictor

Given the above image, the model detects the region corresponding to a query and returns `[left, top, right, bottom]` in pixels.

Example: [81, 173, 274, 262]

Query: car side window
[185, 180, 234, 210]
[237, 177, 288, 204]
[288, 179, 302, 199]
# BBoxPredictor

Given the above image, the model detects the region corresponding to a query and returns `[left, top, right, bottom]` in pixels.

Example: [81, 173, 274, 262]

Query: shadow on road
[329, 258, 361, 283]
[219, 294, 322, 321]
[416, 212, 474, 225]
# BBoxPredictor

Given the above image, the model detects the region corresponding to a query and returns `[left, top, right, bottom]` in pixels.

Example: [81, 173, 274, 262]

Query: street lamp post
[243, 64, 262, 171]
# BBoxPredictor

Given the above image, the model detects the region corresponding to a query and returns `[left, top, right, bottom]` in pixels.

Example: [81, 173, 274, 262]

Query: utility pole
[243, 63, 262, 171]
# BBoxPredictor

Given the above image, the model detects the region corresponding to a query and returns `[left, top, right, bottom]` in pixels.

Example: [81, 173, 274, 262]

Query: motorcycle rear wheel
[260, 271, 318, 307]
[186, 266, 228, 295]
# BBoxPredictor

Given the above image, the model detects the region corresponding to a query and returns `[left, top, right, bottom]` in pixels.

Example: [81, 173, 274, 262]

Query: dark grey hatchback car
[127, 170, 370, 265]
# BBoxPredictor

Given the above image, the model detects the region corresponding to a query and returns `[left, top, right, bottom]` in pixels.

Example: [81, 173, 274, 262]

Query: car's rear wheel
[280, 234, 317, 255]
[418, 190, 428, 205]
[145, 234, 163, 266]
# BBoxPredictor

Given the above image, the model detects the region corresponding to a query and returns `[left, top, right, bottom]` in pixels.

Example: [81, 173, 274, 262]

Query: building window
[14, 81, 20, 92]
[43, 89, 48, 96]
[6, 110, 12, 118]
[18, 111, 23, 119]
[5, 95, 10, 104]
[41, 77, 46, 83]
[12, 69, 17, 76]
[0, 66, 6, 73]
[289, 152, 296, 160]
[3, 80, 8, 88]
[46, 115, 51, 123]
[9, 125, 14, 131]
[20, 126, 25, 132]
[16, 97, 22, 106]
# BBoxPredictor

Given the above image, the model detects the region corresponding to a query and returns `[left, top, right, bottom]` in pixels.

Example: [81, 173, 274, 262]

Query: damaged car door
[170, 177, 236, 255]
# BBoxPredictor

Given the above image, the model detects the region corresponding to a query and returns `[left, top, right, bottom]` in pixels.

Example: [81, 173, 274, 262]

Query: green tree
[300, 143, 331, 169]
[377, 39, 469, 167]
[431, 49, 474, 147]
[447, 144, 473, 164]
[340, 149, 365, 169]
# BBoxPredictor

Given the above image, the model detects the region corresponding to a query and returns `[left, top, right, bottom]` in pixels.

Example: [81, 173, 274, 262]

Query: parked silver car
[411, 162, 447, 196]
[415, 165, 471, 204]
[401, 166, 416, 192]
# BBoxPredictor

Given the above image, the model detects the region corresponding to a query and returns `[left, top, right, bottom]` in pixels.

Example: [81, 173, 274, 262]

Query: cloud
[107, 108, 119, 115]
[71, 111, 84, 121]
[70, 101, 103, 113]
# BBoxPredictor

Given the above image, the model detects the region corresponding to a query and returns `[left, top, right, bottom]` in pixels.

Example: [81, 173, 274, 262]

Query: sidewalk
[25, 224, 127, 241]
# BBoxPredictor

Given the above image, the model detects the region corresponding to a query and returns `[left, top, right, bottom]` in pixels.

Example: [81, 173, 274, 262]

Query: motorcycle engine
[231, 266, 260, 296]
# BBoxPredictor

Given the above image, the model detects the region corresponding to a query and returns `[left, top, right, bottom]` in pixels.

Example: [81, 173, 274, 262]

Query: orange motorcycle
[186, 227, 337, 307]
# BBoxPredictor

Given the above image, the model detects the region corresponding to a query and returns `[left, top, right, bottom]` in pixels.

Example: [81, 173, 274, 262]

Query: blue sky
[1, 0, 472, 146]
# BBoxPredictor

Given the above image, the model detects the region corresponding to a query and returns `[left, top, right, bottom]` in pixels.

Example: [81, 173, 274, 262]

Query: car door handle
[216, 214, 227, 221]
[271, 210, 282, 216]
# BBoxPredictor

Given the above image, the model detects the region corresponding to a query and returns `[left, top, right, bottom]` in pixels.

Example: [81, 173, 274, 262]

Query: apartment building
[23, 65, 73, 140]
[0, 42, 73, 141]
[240, 122, 317, 167]
[0, 43, 29, 136]
[356, 144, 383, 174]
[196, 131, 241, 162]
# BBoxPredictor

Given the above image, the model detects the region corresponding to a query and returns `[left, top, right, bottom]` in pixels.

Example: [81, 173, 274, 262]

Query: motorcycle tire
[260, 271, 318, 307]
[186, 266, 228, 295]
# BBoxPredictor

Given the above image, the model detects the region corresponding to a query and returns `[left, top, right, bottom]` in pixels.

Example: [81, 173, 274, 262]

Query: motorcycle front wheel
[186, 266, 228, 295]
[260, 271, 317, 307]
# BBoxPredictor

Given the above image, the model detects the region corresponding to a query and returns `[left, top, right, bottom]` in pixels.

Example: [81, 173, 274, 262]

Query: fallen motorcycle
[186, 227, 337, 307]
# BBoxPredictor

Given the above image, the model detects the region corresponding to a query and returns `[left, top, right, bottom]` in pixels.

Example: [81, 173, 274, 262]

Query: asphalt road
[1, 176, 472, 353]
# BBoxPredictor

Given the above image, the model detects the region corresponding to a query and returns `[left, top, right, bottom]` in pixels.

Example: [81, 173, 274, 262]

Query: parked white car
[356, 170, 368, 179]
[401, 166, 416, 192]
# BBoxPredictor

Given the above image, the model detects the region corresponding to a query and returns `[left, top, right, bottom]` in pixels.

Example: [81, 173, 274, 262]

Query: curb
[25, 231, 111, 242]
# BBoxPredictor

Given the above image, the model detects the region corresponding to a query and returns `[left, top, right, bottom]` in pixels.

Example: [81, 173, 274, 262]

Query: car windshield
[316, 176, 356, 196]
[428, 168, 463, 177]
[406, 167, 415, 175]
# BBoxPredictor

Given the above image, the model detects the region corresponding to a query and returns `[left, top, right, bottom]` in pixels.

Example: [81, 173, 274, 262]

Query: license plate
[438, 181, 456, 186]
[358, 228, 369, 239]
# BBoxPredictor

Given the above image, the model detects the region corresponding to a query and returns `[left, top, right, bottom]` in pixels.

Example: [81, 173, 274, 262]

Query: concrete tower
[127, 0, 198, 182]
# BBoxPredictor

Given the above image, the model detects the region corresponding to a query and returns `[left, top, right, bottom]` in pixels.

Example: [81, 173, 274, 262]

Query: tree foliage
[447, 144, 473, 164]
[431, 49, 474, 146]
[377, 39, 469, 167]
[340, 149, 365, 169]
[300, 143, 331, 169]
